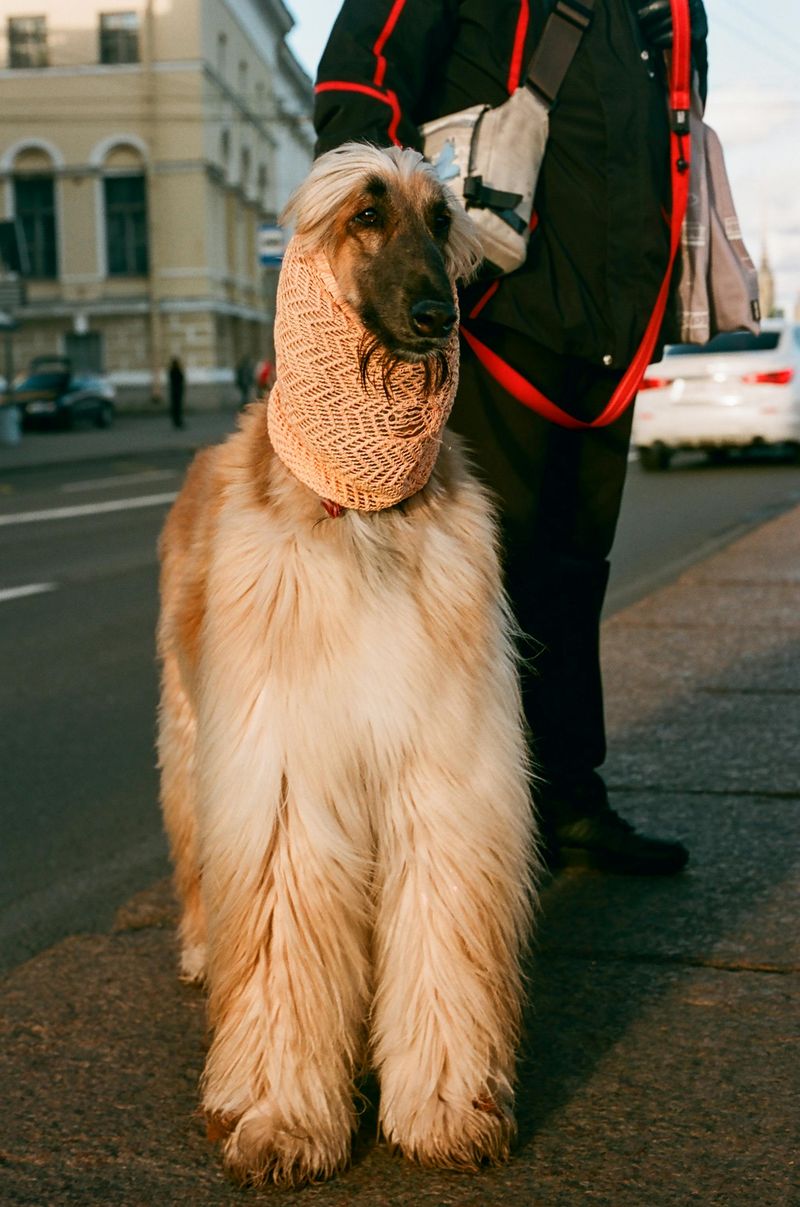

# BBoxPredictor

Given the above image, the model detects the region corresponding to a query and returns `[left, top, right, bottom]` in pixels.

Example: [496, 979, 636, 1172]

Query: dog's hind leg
[372, 668, 535, 1169]
[157, 650, 206, 983]
[198, 742, 372, 1188]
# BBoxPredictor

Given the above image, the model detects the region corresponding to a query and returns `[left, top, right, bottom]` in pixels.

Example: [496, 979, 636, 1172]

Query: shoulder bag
[421, 0, 596, 276]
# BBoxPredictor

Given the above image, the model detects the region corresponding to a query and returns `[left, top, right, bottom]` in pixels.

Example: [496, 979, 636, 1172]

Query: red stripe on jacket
[314, 80, 403, 145]
[372, 0, 408, 86]
[507, 0, 530, 93]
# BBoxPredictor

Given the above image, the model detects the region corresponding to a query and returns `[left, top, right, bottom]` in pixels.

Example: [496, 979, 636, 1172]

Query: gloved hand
[634, 0, 708, 48]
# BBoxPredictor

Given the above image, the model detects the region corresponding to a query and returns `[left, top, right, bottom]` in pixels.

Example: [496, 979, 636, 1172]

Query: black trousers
[169, 389, 184, 429]
[450, 321, 634, 800]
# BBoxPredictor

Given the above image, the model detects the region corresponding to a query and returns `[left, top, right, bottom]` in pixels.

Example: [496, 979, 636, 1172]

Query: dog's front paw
[212, 1103, 352, 1187]
[179, 940, 207, 984]
[384, 1090, 516, 1171]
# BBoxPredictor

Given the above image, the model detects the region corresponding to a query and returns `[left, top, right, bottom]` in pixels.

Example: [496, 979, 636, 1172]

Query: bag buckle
[670, 107, 690, 134]
[553, 0, 593, 30]
[463, 175, 523, 212]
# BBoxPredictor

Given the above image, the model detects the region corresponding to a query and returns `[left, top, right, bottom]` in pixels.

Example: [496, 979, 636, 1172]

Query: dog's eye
[432, 211, 452, 235]
[354, 208, 379, 226]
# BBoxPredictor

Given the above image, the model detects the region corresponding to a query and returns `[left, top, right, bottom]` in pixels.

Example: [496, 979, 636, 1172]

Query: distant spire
[758, 233, 775, 319]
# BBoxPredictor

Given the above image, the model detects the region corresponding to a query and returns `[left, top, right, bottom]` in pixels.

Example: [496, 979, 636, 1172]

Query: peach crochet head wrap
[267, 236, 459, 513]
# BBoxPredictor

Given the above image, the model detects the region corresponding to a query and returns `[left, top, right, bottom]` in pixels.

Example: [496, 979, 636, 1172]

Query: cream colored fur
[157, 145, 537, 1188]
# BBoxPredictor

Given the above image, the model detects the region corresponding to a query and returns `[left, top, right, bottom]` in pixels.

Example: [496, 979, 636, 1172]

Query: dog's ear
[441, 194, 484, 284]
[280, 143, 390, 251]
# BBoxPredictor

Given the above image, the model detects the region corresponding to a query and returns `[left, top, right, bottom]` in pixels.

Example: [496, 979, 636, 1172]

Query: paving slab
[538, 793, 800, 970]
[603, 690, 800, 796]
[613, 581, 800, 632]
[679, 503, 800, 584]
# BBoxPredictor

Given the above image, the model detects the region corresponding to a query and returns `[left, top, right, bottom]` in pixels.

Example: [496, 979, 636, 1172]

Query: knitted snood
[267, 237, 459, 512]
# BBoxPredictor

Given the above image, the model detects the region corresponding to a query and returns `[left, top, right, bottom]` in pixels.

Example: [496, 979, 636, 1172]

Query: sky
[286, 0, 800, 316]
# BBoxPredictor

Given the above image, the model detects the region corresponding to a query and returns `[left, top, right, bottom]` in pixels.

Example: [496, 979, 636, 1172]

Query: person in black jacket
[314, 0, 708, 874]
[168, 356, 185, 429]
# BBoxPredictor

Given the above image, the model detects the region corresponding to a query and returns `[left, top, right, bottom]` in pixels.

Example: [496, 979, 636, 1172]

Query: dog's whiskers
[357, 333, 450, 402]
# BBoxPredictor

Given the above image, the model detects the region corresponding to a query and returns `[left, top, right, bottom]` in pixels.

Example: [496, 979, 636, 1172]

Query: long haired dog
[157, 144, 537, 1187]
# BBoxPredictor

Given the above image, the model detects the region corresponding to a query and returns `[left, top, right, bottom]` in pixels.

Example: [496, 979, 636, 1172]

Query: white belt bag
[421, 0, 595, 276]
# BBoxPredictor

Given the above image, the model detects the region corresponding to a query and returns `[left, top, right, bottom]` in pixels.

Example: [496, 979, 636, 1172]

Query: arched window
[11, 146, 58, 279]
[102, 144, 148, 277]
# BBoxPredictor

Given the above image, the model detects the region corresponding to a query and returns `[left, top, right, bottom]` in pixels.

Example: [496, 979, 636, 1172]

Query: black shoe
[540, 774, 689, 876]
[550, 808, 689, 875]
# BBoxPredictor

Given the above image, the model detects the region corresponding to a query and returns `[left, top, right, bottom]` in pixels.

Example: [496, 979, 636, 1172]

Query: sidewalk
[0, 406, 241, 473]
[1, 501, 798, 1205]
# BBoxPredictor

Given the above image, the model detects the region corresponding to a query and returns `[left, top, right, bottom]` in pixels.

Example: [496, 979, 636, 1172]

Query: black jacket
[314, 0, 708, 369]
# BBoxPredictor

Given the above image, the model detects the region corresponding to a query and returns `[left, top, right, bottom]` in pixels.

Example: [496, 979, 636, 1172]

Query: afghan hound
[157, 143, 537, 1187]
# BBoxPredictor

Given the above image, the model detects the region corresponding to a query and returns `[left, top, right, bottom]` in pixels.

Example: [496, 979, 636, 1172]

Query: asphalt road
[2, 444, 800, 975]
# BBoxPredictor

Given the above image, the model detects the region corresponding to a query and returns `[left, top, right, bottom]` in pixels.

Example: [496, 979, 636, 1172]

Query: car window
[16, 372, 68, 390]
[666, 332, 782, 355]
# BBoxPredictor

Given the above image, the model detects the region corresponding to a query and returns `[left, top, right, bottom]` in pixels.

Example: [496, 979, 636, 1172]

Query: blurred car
[633, 320, 800, 470]
[13, 358, 116, 430]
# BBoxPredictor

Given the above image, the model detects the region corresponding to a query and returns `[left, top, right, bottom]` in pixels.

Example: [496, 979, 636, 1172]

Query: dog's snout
[410, 300, 457, 339]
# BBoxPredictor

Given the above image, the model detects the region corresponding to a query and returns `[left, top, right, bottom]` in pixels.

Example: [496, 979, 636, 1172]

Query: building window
[99, 12, 139, 64]
[104, 174, 148, 276]
[13, 175, 57, 278]
[8, 15, 48, 68]
[217, 32, 227, 75]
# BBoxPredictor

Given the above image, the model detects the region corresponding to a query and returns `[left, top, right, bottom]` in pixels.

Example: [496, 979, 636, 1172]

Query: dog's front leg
[373, 672, 535, 1169]
[157, 650, 207, 983]
[197, 737, 371, 1187]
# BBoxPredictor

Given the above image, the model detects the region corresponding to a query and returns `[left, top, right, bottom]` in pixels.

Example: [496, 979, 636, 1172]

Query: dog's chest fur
[164, 405, 502, 772]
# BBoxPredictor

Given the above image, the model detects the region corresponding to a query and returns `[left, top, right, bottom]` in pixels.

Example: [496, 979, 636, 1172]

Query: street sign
[258, 223, 285, 267]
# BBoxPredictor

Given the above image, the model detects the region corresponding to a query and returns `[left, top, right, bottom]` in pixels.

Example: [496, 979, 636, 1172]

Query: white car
[633, 320, 800, 470]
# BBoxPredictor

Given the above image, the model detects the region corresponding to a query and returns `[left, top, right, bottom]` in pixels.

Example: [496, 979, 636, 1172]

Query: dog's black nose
[410, 300, 457, 339]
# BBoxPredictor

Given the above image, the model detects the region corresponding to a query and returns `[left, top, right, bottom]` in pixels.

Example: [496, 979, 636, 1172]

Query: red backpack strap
[460, 0, 692, 430]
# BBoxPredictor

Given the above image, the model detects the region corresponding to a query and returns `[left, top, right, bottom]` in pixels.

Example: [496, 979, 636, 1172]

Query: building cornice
[0, 59, 203, 81]
[258, 0, 296, 39]
[17, 296, 271, 322]
[277, 41, 313, 102]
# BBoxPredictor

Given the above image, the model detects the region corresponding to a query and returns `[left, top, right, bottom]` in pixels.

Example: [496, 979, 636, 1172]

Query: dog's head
[280, 143, 482, 384]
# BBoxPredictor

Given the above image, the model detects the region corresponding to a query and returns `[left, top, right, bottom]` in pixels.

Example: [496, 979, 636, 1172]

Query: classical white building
[0, 0, 313, 407]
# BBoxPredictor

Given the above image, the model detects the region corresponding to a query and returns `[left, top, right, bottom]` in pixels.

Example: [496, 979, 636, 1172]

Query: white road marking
[0, 582, 57, 603]
[0, 492, 178, 527]
[61, 469, 178, 493]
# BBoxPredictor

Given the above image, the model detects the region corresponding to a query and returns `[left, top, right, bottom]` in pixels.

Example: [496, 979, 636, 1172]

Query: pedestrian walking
[168, 357, 185, 429]
[314, 0, 709, 873]
[255, 355, 275, 395]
